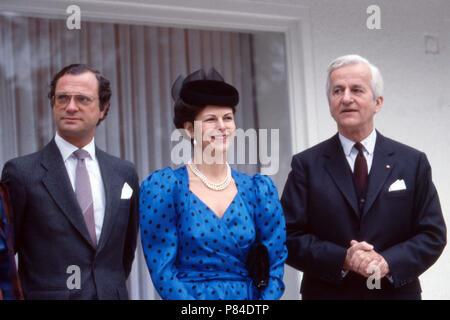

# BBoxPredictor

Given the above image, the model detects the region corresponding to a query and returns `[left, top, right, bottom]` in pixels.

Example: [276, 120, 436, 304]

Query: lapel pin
[386, 164, 391, 169]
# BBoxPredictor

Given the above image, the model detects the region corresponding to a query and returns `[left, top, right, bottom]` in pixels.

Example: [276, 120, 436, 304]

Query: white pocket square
[121, 182, 133, 199]
[388, 179, 407, 192]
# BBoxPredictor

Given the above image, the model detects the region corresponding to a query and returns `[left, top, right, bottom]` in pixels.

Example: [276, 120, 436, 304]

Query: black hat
[171, 68, 239, 107]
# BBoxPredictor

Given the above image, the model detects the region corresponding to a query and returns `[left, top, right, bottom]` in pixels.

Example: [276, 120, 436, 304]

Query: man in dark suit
[281, 54, 446, 300]
[1, 64, 139, 299]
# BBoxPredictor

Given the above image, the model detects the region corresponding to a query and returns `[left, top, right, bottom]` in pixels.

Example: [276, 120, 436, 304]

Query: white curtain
[0, 13, 259, 299]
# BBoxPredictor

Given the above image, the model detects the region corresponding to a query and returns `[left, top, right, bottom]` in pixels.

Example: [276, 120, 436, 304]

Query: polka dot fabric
[139, 166, 287, 300]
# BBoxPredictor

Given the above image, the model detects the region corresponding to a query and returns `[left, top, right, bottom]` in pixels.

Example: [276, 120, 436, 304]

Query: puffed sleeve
[252, 174, 287, 300]
[139, 167, 195, 300]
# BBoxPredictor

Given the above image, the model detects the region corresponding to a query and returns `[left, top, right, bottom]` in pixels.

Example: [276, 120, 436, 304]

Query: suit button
[359, 198, 365, 211]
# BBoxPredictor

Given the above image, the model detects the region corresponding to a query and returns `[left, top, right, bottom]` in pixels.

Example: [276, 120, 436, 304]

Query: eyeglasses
[54, 93, 97, 107]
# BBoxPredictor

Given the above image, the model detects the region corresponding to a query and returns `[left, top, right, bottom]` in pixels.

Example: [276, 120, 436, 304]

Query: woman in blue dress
[139, 68, 287, 300]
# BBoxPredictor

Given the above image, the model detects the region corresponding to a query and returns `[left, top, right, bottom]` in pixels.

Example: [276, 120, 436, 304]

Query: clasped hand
[343, 240, 389, 278]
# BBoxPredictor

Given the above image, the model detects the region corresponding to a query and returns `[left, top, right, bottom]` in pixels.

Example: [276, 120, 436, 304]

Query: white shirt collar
[54, 132, 96, 162]
[338, 129, 377, 156]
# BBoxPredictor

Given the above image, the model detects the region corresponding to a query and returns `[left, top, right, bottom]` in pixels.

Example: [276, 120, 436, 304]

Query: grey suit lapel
[95, 148, 122, 253]
[362, 133, 395, 218]
[324, 135, 360, 217]
[40, 140, 95, 248]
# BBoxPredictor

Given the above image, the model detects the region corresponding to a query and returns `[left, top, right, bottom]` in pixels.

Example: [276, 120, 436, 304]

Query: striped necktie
[73, 149, 97, 248]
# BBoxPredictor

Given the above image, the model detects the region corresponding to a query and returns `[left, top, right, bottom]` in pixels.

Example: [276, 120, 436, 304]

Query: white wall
[294, 0, 450, 299]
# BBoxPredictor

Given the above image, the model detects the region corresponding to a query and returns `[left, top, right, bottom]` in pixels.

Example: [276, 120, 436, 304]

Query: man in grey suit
[1, 64, 139, 299]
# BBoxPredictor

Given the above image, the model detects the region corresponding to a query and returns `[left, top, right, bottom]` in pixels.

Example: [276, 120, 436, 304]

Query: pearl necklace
[188, 160, 232, 191]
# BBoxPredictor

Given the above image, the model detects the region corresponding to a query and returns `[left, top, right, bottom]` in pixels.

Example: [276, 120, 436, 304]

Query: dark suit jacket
[281, 132, 446, 300]
[1, 140, 139, 300]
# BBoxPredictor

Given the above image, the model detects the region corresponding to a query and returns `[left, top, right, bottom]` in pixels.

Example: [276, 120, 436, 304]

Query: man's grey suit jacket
[1, 139, 140, 300]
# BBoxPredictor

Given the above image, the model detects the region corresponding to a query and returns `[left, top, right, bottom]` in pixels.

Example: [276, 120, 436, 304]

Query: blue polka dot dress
[139, 166, 287, 300]
[0, 196, 13, 299]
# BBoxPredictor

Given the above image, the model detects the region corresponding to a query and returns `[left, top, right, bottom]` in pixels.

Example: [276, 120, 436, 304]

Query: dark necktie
[73, 149, 97, 248]
[354, 142, 368, 191]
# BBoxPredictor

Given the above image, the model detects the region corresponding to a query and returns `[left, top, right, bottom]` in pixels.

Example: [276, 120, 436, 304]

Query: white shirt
[338, 129, 377, 174]
[54, 133, 106, 242]
[338, 129, 394, 282]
